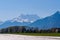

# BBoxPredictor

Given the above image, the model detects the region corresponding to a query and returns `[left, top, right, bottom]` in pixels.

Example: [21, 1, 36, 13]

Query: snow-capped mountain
[0, 14, 40, 28]
[12, 14, 40, 23]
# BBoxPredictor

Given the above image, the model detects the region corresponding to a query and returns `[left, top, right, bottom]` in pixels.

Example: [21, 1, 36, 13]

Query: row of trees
[0, 26, 60, 33]
[0, 26, 41, 33]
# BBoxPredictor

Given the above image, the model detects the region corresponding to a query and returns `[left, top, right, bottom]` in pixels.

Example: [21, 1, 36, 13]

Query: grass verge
[11, 33, 60, 36]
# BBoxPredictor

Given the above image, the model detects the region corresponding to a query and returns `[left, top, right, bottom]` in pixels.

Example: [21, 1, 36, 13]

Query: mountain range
[0, 11, 60, 29]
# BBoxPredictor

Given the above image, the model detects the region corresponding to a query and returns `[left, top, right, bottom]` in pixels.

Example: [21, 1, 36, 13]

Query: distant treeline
[0, 26, 60, 33]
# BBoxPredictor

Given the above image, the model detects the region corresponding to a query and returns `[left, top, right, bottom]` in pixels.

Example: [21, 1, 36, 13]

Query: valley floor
[0, 34, 60, 40]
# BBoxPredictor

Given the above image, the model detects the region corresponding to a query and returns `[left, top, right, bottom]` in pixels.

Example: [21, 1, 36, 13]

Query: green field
[12, 33, 60, 36]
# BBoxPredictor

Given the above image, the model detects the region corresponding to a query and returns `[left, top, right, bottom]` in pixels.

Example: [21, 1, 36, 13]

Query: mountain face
[30, 11, 60, 29]
[0, 15, 40, 28]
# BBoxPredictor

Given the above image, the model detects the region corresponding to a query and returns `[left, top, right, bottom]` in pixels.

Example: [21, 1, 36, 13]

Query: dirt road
[0, 34, 60, 40]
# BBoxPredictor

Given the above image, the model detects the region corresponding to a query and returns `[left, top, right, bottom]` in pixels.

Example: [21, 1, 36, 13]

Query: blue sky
[0, 0, 60, 21]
